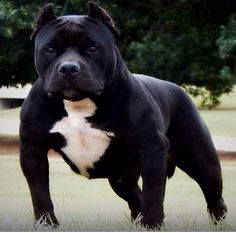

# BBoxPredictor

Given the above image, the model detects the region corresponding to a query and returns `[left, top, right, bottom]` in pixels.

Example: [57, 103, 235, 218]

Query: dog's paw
[208, 198, 228, 224]
[34, 213, 59, 230]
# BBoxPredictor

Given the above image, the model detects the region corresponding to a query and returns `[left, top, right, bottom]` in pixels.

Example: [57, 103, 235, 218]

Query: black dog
[20, 2, 227, 228]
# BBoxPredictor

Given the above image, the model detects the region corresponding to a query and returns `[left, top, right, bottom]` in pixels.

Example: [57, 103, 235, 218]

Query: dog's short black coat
[20, 2, 227, 228]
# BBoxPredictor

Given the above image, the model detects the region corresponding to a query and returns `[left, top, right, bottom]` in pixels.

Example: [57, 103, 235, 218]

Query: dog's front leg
[138, 134, 168, 228]
[20, 143, 59, 228]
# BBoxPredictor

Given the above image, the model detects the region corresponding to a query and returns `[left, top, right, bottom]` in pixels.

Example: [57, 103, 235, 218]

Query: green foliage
[0, 1, 37, 86]
[0, 0, 236, 108]
[217, 15, 236, 59]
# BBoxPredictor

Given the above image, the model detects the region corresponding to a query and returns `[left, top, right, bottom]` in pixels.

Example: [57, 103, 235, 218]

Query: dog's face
[32, 3, 119, 101]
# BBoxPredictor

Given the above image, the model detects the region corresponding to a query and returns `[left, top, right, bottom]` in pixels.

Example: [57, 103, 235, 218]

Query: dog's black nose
[58, 63, 80, 77]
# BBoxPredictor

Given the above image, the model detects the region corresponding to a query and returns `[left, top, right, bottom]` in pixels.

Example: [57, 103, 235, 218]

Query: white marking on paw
[50, 98, 114, 178]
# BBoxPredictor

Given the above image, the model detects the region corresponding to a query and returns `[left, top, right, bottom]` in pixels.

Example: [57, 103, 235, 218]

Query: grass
[199, 109, 236, 137]
[0, 107, 20, 120]
[0, 155, 235, 231]
[197, 86, 236, 137]
[187, 85, 236, 137]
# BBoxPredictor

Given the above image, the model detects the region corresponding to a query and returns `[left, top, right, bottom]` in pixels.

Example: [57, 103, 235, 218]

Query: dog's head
[32, 2, 119, 101]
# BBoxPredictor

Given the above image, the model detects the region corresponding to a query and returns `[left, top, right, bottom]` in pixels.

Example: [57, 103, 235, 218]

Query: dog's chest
[50, 98, 113, 178]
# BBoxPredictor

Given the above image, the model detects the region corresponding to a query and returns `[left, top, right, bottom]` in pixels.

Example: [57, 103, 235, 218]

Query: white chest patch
[50, 98, 114, 178]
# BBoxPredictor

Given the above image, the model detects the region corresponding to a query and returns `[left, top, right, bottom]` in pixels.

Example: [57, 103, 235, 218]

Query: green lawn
[218, 87, 236, 110]
[191, 86, 236, 137]
[0, 155, 235, 231]
[0, 107, 20, 120]
[200, 109, 236, 137]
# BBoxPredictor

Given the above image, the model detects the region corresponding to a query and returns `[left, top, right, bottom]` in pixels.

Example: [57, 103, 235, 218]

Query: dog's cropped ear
[88, 1, 120, 36]
[30, 3, 57, 41]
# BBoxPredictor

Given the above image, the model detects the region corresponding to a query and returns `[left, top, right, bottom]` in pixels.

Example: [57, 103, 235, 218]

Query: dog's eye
[87, 45, 99, 53]
[45, 47, 56, 54]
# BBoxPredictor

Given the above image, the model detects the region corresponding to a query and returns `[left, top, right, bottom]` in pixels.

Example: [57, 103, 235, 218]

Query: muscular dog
[20, 2, 227, 228]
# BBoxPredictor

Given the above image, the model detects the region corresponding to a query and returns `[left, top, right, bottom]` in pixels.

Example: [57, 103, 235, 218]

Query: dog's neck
[85, 48, 135, 130]
[92, 47, 132, 104]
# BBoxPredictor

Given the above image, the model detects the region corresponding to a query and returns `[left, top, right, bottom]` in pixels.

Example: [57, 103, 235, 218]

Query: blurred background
[0, 0, 236, 231]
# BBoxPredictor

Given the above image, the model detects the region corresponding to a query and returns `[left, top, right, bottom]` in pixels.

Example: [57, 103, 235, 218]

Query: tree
[0, 0, 235, 108]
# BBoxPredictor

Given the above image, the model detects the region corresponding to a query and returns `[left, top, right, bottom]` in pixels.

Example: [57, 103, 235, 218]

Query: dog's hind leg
[176, 149, 227, 223]
[168, 112, 227, 223]
[108, 168, 142, 221]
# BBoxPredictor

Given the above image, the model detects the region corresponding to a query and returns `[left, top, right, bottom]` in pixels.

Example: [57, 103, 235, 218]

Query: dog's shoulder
[21, 79, 45, 111]
[20, 79, 66, 138]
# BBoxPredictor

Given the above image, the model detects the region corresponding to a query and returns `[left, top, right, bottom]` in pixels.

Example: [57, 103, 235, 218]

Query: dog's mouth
[62, 89, 85, 101]
[47, 88, 103, 101]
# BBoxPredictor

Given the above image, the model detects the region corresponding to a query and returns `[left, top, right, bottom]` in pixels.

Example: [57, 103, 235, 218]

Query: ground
[0, 155, 235, 231]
